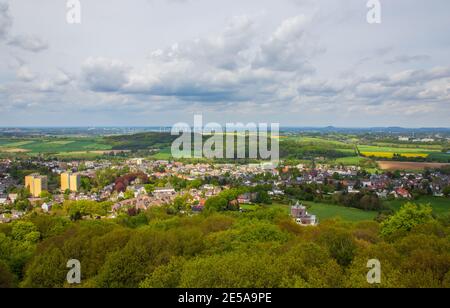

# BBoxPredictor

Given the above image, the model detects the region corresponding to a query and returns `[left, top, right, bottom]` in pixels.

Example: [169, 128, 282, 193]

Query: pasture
[0, 138, 111, 154]
[271, 202, 378, 222]
[384, 196, 450, 217]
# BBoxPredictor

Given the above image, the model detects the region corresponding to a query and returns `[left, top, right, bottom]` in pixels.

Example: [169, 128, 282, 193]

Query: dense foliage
[0, 202, 449, 288]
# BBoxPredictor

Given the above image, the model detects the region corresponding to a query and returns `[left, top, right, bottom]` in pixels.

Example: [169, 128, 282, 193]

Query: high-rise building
[25, 174, 48, 198]
[61, 172, 81, 192]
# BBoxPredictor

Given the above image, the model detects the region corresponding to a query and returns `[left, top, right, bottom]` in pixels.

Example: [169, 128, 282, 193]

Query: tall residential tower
[25, 174, 48, 198]
[61, 172, 81, 192]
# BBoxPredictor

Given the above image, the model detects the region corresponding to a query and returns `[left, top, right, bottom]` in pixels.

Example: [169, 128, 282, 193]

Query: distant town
[1, 151, 449, 225]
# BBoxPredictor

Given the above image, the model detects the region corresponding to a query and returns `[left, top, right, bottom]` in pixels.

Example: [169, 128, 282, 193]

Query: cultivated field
[378, 161, 450, 170]
[0, 138, 111, 154]
[358, 144, 450, 162]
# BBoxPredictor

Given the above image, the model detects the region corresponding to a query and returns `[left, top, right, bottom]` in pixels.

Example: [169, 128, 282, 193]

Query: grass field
[150, 147, 173, 160]
[358, 145, 438, 154]
[384, 196, 450, 217]
[0, 138, 111, 154]
[333, 156, 369, 165]
[271, 202, 378, 222]
[372, 142, 443, 151]
[287, 136, 355, 148]
[240, 204, 260, 211]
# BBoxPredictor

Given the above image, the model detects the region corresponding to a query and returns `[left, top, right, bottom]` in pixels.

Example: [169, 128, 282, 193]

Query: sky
[0, 0, 449, 127]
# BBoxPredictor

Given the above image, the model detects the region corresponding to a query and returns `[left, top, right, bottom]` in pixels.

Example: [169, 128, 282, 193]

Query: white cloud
[16, 65, 37, 82]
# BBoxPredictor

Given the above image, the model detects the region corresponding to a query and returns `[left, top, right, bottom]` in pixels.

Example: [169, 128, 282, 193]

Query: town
[1, 156, 449, 226]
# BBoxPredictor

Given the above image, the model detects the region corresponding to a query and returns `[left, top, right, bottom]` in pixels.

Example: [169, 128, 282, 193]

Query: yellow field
[401, 153, 429, 158]
[361, 152, 429, 159]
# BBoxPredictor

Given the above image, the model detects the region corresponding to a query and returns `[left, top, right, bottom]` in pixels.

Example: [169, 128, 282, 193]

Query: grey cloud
[0, 1, 12, 40]
[0, 2, 49, 53]
[8, 34, 49, 52]
[386, 67, 450, 87]
[82, 58, 130, 92]
[84, 14, 318, 105]
[385, 54, 431, 65]
[297, 79, 344, 97]
[149, 14, 258, 71]
[252, 15, 321, 72]
[1, 0, 450, 126]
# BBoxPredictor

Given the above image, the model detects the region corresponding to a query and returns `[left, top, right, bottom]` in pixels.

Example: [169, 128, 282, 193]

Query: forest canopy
[0, 203, 449, 288]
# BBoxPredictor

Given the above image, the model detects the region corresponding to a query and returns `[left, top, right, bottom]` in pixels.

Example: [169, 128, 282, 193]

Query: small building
[8, 193, 18, 203]
[41, 203, 52, 213]
[0, 195, 7, 205]
[291, 202, 318, 226]
[237, 192, 258, 204]
[392, 187, 412, 199]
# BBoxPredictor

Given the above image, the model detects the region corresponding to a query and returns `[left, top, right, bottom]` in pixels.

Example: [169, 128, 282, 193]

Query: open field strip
[0, 147, 30, 153]
[377, 161, 450, 170]
[361, 152, 429, 158]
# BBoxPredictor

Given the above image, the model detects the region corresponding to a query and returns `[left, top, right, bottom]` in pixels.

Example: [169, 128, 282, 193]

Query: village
[0, 157, 449, 225]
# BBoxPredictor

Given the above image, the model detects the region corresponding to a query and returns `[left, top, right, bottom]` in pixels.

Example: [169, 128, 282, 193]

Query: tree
[205, 196, 228, 212]
[0, 261, 15, 288]
[320, 230, 356, 267]
[80, 176, 92, 192]
[11, 221, 40, 243]
[21, 247, 67, 288]
[139, 257, 186, 288]
[70, 211, 83, 221]
[187, 179, 202, 190]
[381, 203, 433, 238]
[173, 195, 192, 212]
[94, 168, 118, 189]
[443, 186, 450, 198]
[40, 190, 53, 202]
[124, 190, 135, 200]
[14, 199, 31, 212]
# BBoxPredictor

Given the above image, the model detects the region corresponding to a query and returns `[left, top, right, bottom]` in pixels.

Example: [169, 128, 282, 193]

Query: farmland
[0, 137, 111, 154]
[0, 132, 449, 167]
[358, 145, 436, 159]
[358, 144, 450, 162]
[280, 136, 358, 161]
[378, 161, 450, 171]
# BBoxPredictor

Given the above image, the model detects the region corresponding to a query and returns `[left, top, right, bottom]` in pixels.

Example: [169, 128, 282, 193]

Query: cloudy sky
[0, 0, 449, 127]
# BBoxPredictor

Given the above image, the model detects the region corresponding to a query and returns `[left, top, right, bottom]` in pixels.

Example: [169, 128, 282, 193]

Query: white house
[8, 193, 18, 203]
[41, 203, 52, 213]
[0, 195, 7, 205]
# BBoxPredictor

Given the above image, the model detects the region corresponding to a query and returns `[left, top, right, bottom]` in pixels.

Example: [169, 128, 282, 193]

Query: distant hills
[1, 126, 450, 137]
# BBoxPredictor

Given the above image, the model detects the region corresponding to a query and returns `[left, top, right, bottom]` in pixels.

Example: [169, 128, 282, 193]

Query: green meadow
[0, 138, 111, 154]
[384, 196, 450, 217]
[271, 202, 378, 222]
[358, 145, 438, 154]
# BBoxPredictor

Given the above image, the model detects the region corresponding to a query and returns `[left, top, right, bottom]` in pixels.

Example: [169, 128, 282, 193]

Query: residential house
[291, 202, 318, 226]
